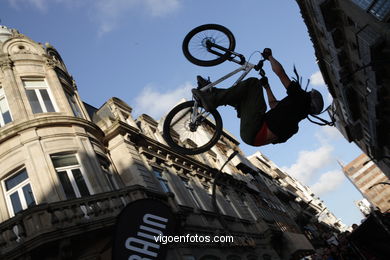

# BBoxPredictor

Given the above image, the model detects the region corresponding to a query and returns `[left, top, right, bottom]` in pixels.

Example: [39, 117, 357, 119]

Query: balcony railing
[0, 185, 168, 259]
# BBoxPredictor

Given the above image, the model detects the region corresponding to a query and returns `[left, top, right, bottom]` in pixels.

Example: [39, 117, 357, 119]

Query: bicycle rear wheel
[182, 24, 236, 67]
[163, 101, 223, 155]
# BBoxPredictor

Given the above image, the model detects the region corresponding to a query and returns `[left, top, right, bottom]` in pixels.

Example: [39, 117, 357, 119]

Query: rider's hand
[259, 77, 270, 88]
[262, 48, 272, 60]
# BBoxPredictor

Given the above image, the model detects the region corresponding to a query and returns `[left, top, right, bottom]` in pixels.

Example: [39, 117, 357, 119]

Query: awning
[283, 232, 314, 257]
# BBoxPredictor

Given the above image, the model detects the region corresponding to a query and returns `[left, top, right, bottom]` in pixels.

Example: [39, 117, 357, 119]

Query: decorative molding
[0, 59, 13, 71]
[45, 58, 60, 69]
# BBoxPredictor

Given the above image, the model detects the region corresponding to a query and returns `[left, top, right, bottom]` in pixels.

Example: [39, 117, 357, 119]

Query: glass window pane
[352, 0, 373, 9]
[0, 97, 12, 125]
[370, 0, 390, 20]
[161, 180, 170, 193]
[22, 184, 36, 207]
[5, 170, 28, 191]
[52, 154, 79, 168]
[66, 92, 82, 117]
[23, 80, 45, 87]
[57, 171, 76, 199]
[105, 172, 117, 190]
[26, 89, 43, 113]
[72, 169, 90, 197]
[10, 192, 23, 214]
[39, 89, 55, 112]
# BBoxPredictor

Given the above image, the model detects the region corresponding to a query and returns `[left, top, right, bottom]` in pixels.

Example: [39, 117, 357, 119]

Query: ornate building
[296, 0, 390, 177]
[248, 151, 348, 249]
[0, 25, 344, 260]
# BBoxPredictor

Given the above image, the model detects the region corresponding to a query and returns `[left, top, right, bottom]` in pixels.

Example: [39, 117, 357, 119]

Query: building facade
[343, 153, 390, 213]
[0, 25, 330, 260]
[248, 151, 349, 249]
[296, 0, 390, 177]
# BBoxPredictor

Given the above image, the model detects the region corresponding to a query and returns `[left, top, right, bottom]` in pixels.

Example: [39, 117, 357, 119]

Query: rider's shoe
[196, 75, 211, 89]
[192, 88, 216, 112]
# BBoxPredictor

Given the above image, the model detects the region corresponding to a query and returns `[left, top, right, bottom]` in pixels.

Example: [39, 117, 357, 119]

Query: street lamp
[368, 182, 390, 190]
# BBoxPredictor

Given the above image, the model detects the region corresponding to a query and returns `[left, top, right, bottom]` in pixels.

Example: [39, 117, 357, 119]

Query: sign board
[112, 199, 176, 260]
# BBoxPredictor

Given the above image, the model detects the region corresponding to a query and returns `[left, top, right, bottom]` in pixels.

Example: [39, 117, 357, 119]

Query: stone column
[0, 58, 28, 121]
[44, 59, 74, 116]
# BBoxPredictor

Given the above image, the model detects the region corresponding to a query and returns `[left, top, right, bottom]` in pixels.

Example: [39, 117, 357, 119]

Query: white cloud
[282, 145, 335, 183]
[321, 126, 342, 140]
[315, 126, 343, 145]
[310, 71, 325, 86]
[8, 0, 181, 34]
[311, 170, 345, 195]
[133, 82, 194, 119]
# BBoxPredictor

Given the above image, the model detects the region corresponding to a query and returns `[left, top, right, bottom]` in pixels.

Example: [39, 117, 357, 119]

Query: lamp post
[368, 182, 390, 190]
[367, 181, 390, 236]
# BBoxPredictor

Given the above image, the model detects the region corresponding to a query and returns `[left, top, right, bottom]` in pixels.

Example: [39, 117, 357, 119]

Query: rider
[191, 48, 324, 146]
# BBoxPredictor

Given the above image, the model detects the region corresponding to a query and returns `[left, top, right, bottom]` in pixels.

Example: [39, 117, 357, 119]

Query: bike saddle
[196, 75, 211, 89]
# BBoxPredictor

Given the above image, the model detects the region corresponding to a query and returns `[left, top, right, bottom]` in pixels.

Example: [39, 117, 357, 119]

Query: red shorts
[253, 122, 269, 146]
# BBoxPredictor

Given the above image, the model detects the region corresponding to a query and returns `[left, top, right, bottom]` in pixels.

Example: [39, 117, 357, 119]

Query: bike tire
[163, 101, 223, 155]
[182, 24, 236, 67]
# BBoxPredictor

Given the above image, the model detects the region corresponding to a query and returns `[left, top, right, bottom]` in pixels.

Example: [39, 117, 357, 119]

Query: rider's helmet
[309, 89, 324, 115]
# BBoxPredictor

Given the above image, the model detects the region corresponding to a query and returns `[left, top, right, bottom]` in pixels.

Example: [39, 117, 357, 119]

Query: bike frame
[190, 61, 257, 124]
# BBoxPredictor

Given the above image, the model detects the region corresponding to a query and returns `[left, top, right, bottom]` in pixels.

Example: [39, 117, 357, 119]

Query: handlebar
[254, 59, 266, 77]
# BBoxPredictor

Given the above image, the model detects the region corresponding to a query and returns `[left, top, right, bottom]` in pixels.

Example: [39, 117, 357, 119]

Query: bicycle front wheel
[182, 24, 236, 67]
[163, 101, 223, 155]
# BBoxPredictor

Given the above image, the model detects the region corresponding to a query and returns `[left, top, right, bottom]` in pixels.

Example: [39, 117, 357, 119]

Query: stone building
[296, 0, 390, 177]
[0, 25, 325, 260]
[343, 153, 390, 213]
[248, 151, 348, 249]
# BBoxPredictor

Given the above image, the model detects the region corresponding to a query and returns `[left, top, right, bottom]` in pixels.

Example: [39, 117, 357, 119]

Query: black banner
[112, 198, 176, 260]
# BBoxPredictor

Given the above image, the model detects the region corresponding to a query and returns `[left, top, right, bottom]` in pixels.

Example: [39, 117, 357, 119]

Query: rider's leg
[211, 77, 267, 144]
[234, 78, 267, 145]
[192, 77, 267, 144]
[192, 77, 254, 111]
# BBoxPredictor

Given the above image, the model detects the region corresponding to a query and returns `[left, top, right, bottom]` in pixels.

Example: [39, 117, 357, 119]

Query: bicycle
[162, 24, 267, 155]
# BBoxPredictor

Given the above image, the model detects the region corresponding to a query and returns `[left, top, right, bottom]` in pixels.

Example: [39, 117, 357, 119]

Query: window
[65, 91, 83, 118]
[4, 169, 36, 216]
[98, 155, 118, 190]
[224, 193, 242, 218]
[0, 86, 12, 126]
[370, 0, 390, 20]
[242, 198, 258, 220]
[51, 154, 90, 199]
[352, 0, 372, 9]
[352, 0, 390, 20]
[208, 187, 225, 214]
[153, 169, 170, 193]
[23, 79, 56, 113]
[181, 178, 202, 208]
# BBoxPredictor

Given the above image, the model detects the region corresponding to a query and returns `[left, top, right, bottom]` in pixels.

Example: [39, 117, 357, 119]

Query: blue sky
[2, 0, 365, 226]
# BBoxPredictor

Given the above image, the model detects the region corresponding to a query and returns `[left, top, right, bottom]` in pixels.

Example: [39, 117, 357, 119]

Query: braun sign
[112, 199, 176, 260]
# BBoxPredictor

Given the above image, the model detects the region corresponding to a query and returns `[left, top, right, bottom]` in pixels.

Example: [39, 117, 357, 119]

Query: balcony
[0, 185, 168, 259]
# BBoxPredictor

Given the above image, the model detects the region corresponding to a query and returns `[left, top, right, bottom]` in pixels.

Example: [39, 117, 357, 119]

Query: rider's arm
[262, 48, 291, 89]
[264, 83, 279, 109]
[268, 55, 291, 89]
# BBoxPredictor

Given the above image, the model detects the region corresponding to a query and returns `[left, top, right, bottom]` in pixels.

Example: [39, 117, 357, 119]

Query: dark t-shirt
[264, 81, 311, 143]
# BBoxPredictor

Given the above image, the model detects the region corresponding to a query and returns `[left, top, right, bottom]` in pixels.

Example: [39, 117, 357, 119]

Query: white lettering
[143, 214, 168, 229]
[125, 237, 160, 257]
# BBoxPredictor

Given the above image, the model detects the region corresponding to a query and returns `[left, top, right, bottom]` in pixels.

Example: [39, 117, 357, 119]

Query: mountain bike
[162, 24, 267, 155]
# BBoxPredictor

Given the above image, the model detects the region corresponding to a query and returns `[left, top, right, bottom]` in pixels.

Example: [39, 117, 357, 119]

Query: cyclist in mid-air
[192, 48, 324, 147]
